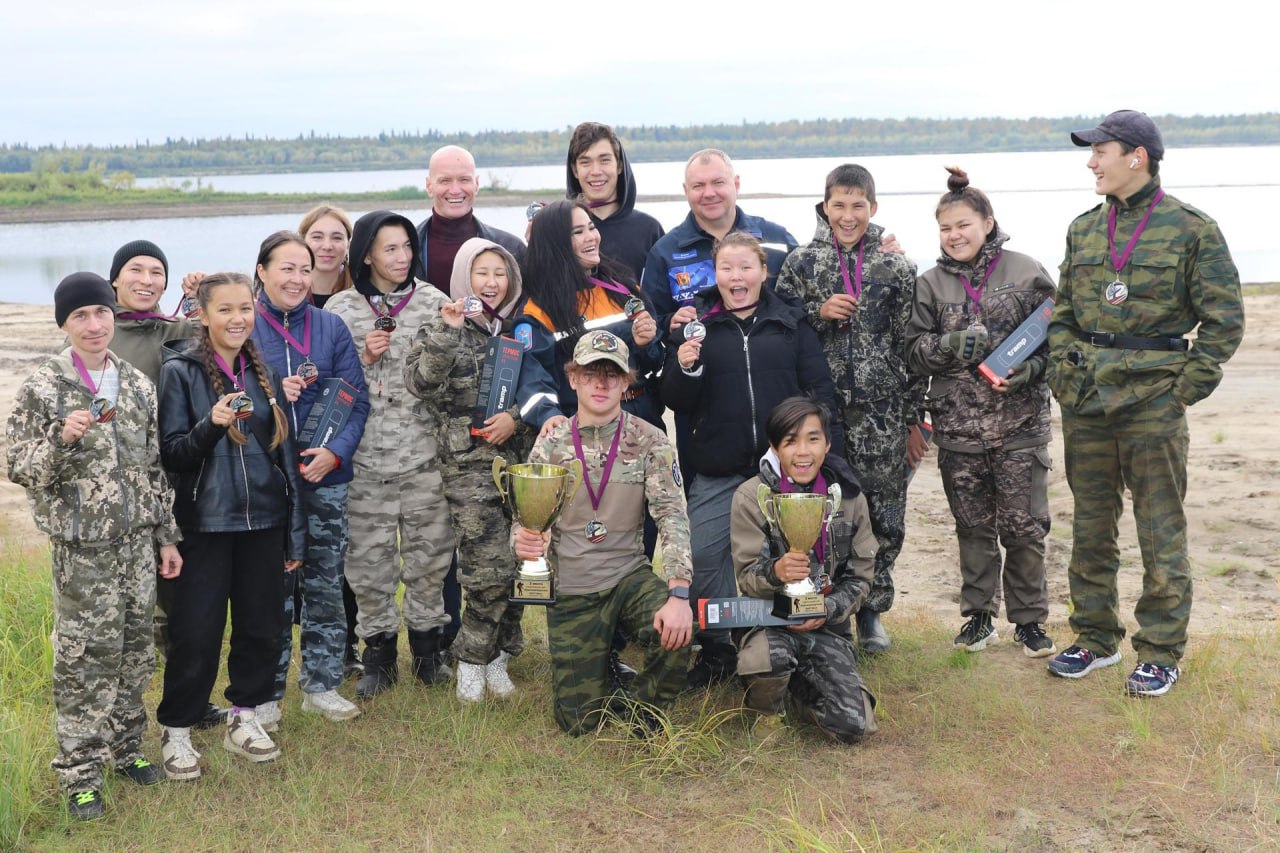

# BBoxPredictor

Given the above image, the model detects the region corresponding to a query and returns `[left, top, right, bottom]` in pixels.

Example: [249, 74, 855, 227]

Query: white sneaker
[224, 709, 281, 763]
[160, 726, 201, 781]
[485, 652, 517, 698]
[254, 700, 281, 732]
[455, 662, 485, 703]
[301, 689, 361, 721]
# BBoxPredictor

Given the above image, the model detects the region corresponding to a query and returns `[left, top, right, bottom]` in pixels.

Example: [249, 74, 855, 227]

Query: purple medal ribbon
[256, 302, 312, 358]
[212, 352, 246, 391]
[702, 298, 760, 319]
[779, 470, 830, 564]
[586, 198, 616, 209]
[958, 250, 1004, 314]
[1107, 189, 1166, 275]
[589, 276, 632, 297]
[70, 351, 105, 395]
[117, 310, 176, 321]
[365, 284, 416, 320]
[571, 412, 626, 518]
[832, 234, 865, 302]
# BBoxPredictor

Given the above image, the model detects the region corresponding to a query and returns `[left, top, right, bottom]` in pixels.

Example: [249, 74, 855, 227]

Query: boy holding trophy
[730, 397, 878, 743]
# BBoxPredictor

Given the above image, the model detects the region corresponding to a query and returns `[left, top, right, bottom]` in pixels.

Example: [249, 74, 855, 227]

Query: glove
[940, 329, 988, 364]
[1001, 361, 1034, 391]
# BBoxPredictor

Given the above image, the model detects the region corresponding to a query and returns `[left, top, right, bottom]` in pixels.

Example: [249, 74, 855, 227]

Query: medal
[90, 397, 116, 424]
[683, 320, 707, 342]
[585, 519, 608, 544]
[229, 393, 255, 420]
[180, 295, 200, 317]
[374, 315, 396, 332]
[297, 359, 319, 386]
[462, 295, 485, 318]
[623, 296, 645, 319]
[1105, 280, 1129, 305]
[257, 302, 317, 387]
[367, 286, 415, 334]
[968, 320, 987, 335]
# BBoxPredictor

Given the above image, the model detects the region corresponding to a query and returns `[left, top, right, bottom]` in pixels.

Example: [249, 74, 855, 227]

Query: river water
[2, 147, 1275, 309]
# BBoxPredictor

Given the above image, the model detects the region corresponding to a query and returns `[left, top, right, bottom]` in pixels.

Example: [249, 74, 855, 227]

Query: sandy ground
[1, 296, 1277, 638]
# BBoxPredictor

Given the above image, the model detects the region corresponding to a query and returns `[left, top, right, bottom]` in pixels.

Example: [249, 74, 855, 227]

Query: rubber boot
[356, 631, 398, 699]
[855, 607, 891, 653]
[408, 628, 449, 686]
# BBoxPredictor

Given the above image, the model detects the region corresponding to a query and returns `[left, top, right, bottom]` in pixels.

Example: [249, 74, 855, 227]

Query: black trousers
[157, 528, 288, 727]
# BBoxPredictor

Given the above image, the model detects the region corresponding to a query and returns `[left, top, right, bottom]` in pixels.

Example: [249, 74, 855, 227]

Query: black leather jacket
[158, 343, 306, 560]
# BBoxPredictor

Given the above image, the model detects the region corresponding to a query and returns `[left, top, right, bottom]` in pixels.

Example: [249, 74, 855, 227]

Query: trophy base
[510, 565, 556, 606]
[772, 591, 827, 621]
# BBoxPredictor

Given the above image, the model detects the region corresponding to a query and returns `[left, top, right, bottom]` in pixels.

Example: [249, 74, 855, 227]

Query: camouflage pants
[737, 626, 876, 744]
[938, 446, 1051, 624]
[1061, 394, 1190, 666]
[346, 466, 455, 637]
[443, 466, 524, 666]
[545, 566, 690, 736]
[841, 399, 910, 613]
[271, 483, 349, 697]
[49, 531, 156, 792]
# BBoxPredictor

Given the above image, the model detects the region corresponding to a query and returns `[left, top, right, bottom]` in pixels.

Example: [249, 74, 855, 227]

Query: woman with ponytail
[155, 272, 305, 781]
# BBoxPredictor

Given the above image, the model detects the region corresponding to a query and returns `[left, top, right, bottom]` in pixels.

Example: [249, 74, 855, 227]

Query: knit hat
[55, 272, 116, 327]
[109, 240, 169, 285]
[572, 330, 630, 372]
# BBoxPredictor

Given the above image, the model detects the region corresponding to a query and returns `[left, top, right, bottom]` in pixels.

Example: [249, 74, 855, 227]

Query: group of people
[6, 110, 1244, 821]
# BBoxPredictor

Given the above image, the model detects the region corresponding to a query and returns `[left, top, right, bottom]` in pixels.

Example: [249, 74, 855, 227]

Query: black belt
[1075, 330, 1189, 352]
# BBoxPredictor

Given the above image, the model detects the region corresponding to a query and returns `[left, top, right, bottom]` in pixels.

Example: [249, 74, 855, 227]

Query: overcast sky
[5, 0, 1277, 147]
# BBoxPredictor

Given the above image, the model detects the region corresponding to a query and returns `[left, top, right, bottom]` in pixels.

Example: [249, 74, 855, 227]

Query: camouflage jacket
[528, 413, 691, 595]
[1048, 178, 1244, 418]
[6, 349, 180, 547]
[403, 312, 530, 474]
[730, 453, 877, 637]
[906, 249, 1056, 452]
[326, 281, 450, 479]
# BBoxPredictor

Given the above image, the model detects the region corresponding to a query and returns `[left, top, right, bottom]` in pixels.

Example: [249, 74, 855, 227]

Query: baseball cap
[1070, 110, 1164, 161]
[573, 330, 630, 372]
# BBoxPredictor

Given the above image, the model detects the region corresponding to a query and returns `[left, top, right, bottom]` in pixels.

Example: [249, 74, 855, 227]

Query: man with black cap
[7, 273, 183, 819]
[106, 240, 199, 383]
[1045, 110, 1245, 697]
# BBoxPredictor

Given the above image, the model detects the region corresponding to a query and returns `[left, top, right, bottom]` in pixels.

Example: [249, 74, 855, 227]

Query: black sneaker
[67, 788, 105, 821]
[193, 702, 229, 730]
[1013, 623, 1057, 658]
[685, 651, 735, 690]
[116, 757, 164, 786]
[608, 650, 638, 690]
[953, 612, 997, 652]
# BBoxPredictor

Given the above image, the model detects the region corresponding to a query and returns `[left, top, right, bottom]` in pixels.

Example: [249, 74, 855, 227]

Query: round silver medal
[180, 295, 200, 317]
[297, 360, 319, 386]
[624, 296, 645, 319]
[683, 320, 707, 342]
[585, 519, 608, 544]
[230, 393, 255, 420]
[374, 315, 397, 332]
[90, 397, 116, 424]
[463, 295, 485, 318]
[1105, 280, 1129, 305]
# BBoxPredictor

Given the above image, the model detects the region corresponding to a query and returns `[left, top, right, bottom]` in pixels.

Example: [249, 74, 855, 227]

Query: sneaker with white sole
[456, 662, 485, 703]
[1013, 623, 1058, 658]
[254, 700, 281, 732]
[300, 689, 361, 721]
[224, 709, 281, 763]
[486, 652, 517, 698]
[1125, 662, 1179, 697]
[161, 726, 201, 781]
[1046, 644, 1122, 679]
[954, 612, 997, 652]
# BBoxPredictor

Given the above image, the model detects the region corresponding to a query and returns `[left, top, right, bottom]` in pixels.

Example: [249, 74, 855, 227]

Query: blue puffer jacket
[251, 296, 370, 487]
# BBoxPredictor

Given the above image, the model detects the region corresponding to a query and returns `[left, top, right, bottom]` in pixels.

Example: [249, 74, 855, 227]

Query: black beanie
[55, 272, 117, 327]
[109, 240, 169, 285]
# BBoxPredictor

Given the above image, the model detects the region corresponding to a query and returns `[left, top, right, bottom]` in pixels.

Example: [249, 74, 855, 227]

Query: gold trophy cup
[757, 483, 841, 620]
[494, 458, 582, 605]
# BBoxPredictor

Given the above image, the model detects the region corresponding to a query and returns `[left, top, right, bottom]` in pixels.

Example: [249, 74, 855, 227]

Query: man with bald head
[417, 145, 526, 295]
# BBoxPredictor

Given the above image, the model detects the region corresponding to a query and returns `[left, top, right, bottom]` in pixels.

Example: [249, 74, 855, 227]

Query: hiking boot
[855, 608, 891, 653]
[485, 652, 517, 698]
[1046, 644, 1122, 679]
[954, 612, 997, 651]
[1125, 662, 1180, 697]
[685, 644, 737, 690]
[356, 631, 399, 699]
[608, 650, 638, 691]
[301, 689, 361, 721]
[116, 757, 164, 786]
[254, 700, 282, 733]
[407, 628, 450, 686]
[455, 662, 486, 703]
[160, 727, 201, 781]
[751, 712, 788, 743]
[1014, 623, 1057, 658]
[193, 702, 228, 730]
[224, 709, 281, 763]
[67, 788, 104, 821]
[343, 643, 364, 680]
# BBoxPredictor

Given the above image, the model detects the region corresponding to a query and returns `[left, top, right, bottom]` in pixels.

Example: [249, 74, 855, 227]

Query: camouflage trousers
[737, 626, 876, 744]
[346, 466, 455, 637]
[546, 566, 689, 736]
[938, 445, 1051, 624]
[1061, 393, 1190, 666]
[442, 466, 524, 666]
[841, 399, 910, 613]
[271, 483, 349, 697]
[49, 530, 156, 791]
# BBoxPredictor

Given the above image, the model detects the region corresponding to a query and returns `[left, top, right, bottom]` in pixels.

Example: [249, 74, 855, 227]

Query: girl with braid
[155, 272, 306, 781]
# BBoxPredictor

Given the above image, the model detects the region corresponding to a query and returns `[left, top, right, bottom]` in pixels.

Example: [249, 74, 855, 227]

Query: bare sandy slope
[1, 296, 1276, 637]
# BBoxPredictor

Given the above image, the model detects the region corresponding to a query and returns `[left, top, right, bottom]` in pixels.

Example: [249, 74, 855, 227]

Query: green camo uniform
[730, 455, 879, 742]
[528, 413, 692, 735]
[6, 350, 180, 792]
[1048, 177, 1245, 665]
[776, 212, 922, 613]
[907, 244, 1057, 624]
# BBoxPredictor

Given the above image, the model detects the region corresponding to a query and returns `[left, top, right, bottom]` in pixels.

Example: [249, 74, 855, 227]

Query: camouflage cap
[573, 330, 630, 372]
[1070, 110, 1164, 161]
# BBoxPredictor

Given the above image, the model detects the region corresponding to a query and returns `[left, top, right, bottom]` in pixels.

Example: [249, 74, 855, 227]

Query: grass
[1, 539, 1277, 851]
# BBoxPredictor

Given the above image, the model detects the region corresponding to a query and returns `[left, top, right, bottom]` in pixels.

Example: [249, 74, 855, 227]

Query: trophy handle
[825, 482, 842, 525]
[563, 458, 583, 504]
[756, 484, 778, 528]
[492, 457, 509, 502]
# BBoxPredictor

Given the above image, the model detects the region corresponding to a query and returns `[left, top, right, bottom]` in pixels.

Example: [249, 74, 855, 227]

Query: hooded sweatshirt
[565, 138, 664, 281]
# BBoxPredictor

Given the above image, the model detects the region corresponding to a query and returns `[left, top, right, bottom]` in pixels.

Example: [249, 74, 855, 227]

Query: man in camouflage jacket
[1046, 111, 1245, 695]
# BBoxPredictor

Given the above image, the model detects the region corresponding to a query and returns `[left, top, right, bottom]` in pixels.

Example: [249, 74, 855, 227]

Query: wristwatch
[667, 586, 690, 601]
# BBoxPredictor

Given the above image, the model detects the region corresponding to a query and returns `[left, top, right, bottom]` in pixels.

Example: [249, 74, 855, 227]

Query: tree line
[3, 114, 1277, 177]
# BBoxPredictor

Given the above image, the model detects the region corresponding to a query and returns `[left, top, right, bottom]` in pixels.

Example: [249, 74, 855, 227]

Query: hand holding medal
[60, 410, 95, 445]
[677, 320, 705, 369]
[625, 296, 658, 347]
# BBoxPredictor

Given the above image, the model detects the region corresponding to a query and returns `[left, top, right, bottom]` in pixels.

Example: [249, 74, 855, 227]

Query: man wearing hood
[325, 211, 455, 696]
[775, 165, 926, 653]
[565, 122, 665, 281]
[417, 145, 526, 294]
